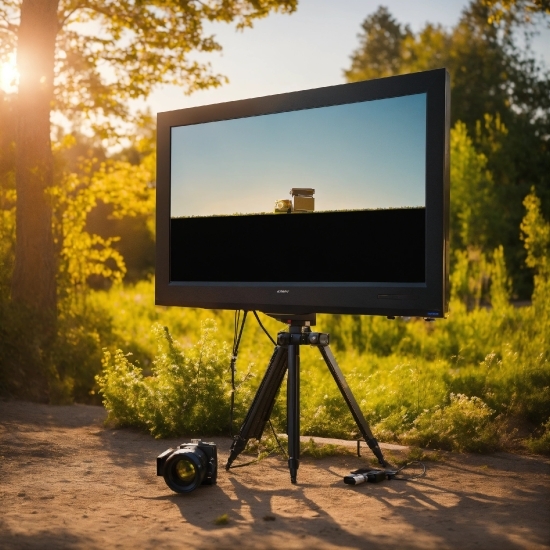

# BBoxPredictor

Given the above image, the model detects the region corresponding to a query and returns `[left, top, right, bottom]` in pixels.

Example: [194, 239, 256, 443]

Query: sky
[144, 0, 550, 116]
[170, 93, 427, 217]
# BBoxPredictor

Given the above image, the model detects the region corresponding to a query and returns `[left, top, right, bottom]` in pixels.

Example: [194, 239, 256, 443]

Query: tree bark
[11, 0, 59, 322]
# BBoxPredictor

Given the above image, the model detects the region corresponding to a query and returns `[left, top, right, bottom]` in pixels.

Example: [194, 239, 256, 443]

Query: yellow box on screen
[293, 196, 314, 212]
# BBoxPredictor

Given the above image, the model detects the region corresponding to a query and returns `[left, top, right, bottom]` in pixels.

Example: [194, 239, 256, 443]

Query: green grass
[93, 276, 549, 454]
[214, 514, 229, 525]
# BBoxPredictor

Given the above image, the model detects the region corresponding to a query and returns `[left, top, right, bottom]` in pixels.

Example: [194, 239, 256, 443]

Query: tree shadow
[158, 475, 384, 549]
[311, 457, 550, 549]
[0, 518, 93, 550]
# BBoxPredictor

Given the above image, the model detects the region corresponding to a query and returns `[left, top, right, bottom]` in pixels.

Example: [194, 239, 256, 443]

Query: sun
[0, 53, 19, 94]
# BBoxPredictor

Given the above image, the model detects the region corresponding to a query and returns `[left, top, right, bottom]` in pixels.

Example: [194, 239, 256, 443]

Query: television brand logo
[277, 290, 290, 294]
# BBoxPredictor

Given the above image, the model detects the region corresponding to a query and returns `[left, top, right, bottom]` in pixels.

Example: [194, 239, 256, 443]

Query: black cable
[227, 457, 261, 469]
[229, 310, 247, 437]
[393, 460, 426, 480]
[252, 315, 286, 456]
[253, 310, 277, 346]
[348, 460, 426, 483]
[227, 447, 279, 469]
[269, 420, 288, 458]
[227, 311, 280, 469]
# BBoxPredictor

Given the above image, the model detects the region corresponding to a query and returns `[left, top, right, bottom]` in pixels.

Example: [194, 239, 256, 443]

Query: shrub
[526, 419, 550, 456]
[401, 393, 500, 452]
[96, 320, 246, 437]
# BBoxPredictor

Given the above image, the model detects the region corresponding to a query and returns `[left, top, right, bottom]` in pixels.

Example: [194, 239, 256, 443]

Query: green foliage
[300, 438, 354, 458]
[345, 1, 550, 296]
[244, 435, 355, 459]
[450, 122, 495, 251]
[91, 189, 550, 450]
[343, 7, 412, 82]
[0, 299, 50, 401]
[2, 0, 549, 458]
[521, 187, 550, 277]
[1, 0, 298, 138]
[214, 514, 230, 526]
[89, 268, 549, 453]
[450, 248, 491, 309]
[0, 0, 299, 404]
[90, 260, 550, 451]
[481, 0, 550, 24]
[346, 2, 550, 132]
[490, 245, 513, 313]
[402, 394, 499, 452]
[97, 320, 247, 438]
[526, 419, 550, 455]
[51, 129, 156, 304]
[0, 188, 15, 301]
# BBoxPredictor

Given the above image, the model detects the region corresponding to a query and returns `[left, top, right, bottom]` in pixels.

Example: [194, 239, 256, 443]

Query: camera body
[157, 439, 217, 493]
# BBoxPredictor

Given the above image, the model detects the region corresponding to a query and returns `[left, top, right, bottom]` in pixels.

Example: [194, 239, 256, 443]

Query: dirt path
[1, 400, 549, 549]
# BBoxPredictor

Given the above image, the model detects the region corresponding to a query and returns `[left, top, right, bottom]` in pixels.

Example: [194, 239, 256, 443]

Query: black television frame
[156, 68, 450, 318]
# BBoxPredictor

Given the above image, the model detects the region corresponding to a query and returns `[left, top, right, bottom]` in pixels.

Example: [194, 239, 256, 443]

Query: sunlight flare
[0, 53, 19, 93]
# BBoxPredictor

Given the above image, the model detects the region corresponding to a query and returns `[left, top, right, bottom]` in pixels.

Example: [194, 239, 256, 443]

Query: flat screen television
[156, 68, 450, 318]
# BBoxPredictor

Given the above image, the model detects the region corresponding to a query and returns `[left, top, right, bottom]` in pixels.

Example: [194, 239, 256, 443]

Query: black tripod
[225, 314, 388, 483]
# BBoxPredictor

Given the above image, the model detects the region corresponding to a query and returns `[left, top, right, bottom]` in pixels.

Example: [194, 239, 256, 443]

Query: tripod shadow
[310, 456, 550, 549]
[161, 471, 375, 549]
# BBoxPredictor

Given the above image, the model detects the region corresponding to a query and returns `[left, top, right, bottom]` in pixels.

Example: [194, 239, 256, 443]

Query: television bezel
[156, 68, 450, 318]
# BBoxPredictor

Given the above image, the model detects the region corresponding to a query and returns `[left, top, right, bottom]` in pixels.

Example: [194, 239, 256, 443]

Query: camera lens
[175, 458, 196, 484]
[163, 448, 206, 493]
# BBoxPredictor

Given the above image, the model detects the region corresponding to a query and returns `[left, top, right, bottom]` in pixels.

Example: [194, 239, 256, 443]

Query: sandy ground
[1, 400, 549, 550]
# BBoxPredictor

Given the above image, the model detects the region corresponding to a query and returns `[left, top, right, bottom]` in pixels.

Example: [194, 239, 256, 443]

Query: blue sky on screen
[171, 93, 426, 217]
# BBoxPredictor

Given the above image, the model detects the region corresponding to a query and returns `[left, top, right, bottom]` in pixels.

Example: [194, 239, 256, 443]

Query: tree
[344, 0, 550, 296]
[343, 6, 412, 82]
[450, 122, 495, 252]
[0, 0, 298, 324]
[345, 2, 550, 132]
[481, 0, 550, 25]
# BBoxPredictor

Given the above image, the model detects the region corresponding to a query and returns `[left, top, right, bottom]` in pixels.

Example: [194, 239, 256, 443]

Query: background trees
[0, 0, 297, 399]
[2, 0, 297, 314]
[0, 0, 548, 446]
[345, 1, 550, 296]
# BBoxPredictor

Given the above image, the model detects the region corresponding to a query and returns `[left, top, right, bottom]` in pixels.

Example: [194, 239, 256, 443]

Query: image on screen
[170, 93, 427, 283]
[171, 94, 426, 217]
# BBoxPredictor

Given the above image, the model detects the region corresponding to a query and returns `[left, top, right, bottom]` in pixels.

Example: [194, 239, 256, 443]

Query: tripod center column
[287, 338, 300, 484]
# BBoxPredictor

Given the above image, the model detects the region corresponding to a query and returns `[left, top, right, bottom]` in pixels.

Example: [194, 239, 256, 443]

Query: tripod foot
[366, 437, 388, 467]
[288, 457, 299, 484]
[226, 436, 247, 471]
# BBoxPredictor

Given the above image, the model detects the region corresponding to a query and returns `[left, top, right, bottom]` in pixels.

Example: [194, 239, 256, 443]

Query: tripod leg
[287, 343, 300, 483]
[318, 345, 388, 467]
[225, 345, 288, 470]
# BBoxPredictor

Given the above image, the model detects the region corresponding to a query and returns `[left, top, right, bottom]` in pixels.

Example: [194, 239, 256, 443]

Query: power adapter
[343, 468, 396, 485]
[343, 462, 427, 485]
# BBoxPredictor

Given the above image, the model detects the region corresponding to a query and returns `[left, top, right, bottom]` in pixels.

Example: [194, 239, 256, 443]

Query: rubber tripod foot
[288, 458, 299, 484]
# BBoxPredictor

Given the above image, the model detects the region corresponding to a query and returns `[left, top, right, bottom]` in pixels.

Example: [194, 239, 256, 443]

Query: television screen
[156, 69, 450, 317]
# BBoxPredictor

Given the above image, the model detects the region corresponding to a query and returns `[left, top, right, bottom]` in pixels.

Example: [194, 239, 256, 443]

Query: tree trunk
[11, 0, 59, 323]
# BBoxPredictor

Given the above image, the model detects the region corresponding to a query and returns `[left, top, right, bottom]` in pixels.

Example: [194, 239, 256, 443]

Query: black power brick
[343, 461, 427, 485]
[343, 468, 397, 485]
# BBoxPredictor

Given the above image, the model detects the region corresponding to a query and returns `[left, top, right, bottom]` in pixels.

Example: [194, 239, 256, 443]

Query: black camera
[157, 439, 217, 494]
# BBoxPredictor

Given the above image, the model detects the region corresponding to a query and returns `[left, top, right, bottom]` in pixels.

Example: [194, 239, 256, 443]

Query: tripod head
[265, 312, 316, 327]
